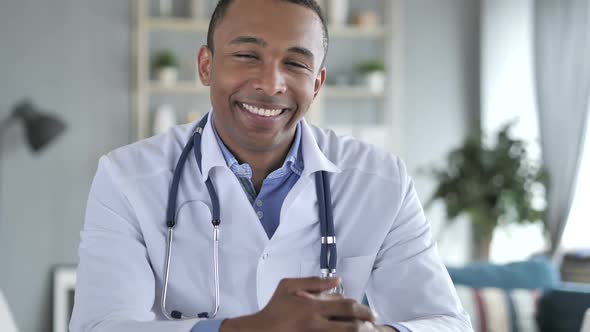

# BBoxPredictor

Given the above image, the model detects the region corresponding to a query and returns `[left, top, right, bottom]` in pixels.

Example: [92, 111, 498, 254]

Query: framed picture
[53, 266, 77, 332]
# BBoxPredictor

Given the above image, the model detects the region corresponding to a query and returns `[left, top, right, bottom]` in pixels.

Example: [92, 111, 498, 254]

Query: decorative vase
[156, 67, 178, 87]
[190, 0, 208, 20]
[159, 0, 173, 17]
[352, 11, 379, 28]
[328, 0, 349, 26]
[153, 104, 177, 135]
[363, 71, 385, 94]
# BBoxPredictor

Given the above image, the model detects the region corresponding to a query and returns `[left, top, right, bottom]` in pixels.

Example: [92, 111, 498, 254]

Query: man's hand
[219, 277, 395, 332]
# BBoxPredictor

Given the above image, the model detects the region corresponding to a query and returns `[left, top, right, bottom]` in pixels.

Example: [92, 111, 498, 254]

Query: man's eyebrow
[229, 36, 315, 62]
[229, 36, 267, 47]
[287, 46, 315, 62]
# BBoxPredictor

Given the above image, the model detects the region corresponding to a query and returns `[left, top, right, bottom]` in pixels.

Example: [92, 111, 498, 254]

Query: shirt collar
[210, 113, 304, 178]
[199, 111, 340, 181]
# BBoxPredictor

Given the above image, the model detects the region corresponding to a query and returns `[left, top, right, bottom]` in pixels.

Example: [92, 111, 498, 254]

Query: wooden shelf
[147, 18, 209, 32]
[135, 0, 400, 143]
[148, 81, 209, 94]
[147, 18, 385, 38]
[148, 82, 382, 99]
[329, 25, 385, 38]
[323, 86, 384, 98]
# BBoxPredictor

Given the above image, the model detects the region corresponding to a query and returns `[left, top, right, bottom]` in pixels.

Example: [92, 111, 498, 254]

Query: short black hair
[206, 0, 329, 68]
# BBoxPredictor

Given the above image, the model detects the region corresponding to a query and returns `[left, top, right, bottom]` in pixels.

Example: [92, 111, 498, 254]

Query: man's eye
[286, 61, 307, 69]
[235, 54, 257, 59]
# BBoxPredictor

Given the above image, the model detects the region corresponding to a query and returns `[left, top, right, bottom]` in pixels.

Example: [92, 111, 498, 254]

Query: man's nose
[251, 63, 287, 96]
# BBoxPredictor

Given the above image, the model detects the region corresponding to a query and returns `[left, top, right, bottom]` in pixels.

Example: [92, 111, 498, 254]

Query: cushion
[536, 285, 590, 332]
[455, 285, 541, 332]
[447, 257, 560, 290]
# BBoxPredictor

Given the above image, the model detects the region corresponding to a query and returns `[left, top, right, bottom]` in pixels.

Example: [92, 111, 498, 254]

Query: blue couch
[447, 257, 590, 332]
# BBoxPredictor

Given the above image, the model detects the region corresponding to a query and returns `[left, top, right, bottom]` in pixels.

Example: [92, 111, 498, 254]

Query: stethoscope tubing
[162, 114, 339, 320]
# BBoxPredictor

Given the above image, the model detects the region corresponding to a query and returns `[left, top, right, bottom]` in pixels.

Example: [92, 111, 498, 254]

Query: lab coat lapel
[184, 115, 343, 247]
[271, 119, 341, 241]
[199, 112, 225, 181]
[181, 113, 269, 252]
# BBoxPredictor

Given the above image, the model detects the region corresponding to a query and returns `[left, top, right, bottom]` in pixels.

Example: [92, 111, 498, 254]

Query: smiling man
[70, 1, 472, 332]
[200, 0, 327, 192]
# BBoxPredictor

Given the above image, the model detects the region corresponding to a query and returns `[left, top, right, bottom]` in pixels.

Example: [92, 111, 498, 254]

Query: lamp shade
[12, 100, 66, 152]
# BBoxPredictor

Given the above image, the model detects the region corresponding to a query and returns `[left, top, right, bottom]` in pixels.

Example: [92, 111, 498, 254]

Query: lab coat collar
[299, 117, 341, 176]
[199, 112, 227, 182]
[199, 112, 341, 182]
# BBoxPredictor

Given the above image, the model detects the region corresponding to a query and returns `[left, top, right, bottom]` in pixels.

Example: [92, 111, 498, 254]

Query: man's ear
[313, 67, 327, 99]
[197, 45, 213, 86]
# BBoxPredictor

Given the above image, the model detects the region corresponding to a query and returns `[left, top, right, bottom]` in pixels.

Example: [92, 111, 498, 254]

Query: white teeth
[242, 103, 283, 117]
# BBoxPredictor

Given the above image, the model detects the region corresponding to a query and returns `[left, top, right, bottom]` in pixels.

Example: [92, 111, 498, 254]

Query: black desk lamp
[1, 99, 66, 152]
[0, 98, 65, 331]
[0, 98, 66, 232]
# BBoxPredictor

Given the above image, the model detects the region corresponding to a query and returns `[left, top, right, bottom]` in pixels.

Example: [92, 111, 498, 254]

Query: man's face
[198, 0, 326, 153]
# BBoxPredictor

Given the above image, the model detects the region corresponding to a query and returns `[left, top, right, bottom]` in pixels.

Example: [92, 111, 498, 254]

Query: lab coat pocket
[300, 255, 375, 302]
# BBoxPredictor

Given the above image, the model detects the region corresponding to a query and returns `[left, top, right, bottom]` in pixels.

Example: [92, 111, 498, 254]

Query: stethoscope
[161, 113, 342, 320]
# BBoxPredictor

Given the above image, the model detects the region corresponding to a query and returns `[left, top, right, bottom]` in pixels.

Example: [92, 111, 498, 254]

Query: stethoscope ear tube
[316, 171, 343, 295]
[316, 171, 337, 273]
[165, 132, 196, 228]
[321, 171, 337, 272]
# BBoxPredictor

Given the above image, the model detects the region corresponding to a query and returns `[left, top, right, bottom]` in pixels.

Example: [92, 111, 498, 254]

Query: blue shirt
[190, 118, 303, 332]
[192, 118, 409, 332]
[211, 118, 303, 238]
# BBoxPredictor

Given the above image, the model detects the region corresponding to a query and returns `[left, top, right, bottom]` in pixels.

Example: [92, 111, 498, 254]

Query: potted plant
[152, 50, 179, 87]
[356, 60, 386, 93]
[425, 123, 549, 260]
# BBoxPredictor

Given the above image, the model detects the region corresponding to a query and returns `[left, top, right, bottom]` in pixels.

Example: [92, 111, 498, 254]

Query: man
[70, 0, 472, 331]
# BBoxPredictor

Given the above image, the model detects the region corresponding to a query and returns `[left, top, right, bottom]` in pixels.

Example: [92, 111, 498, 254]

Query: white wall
[481, 0, 548, 263]
[399, 0, 481, 265]
[0, 1, 132, 331]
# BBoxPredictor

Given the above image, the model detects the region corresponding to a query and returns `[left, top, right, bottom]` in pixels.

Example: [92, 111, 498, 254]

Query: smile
[240, 102, 285, 118]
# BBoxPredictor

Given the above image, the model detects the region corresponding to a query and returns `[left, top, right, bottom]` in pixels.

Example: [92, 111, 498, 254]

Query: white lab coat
[70, 114, 472, 332]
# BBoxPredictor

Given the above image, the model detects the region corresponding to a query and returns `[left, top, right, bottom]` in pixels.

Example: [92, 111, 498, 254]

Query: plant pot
[159, 0, 173, 16]
[471, 222, 495, 261]
[156, 67, 178, 87]
[362, 71, 386, 94]
[328, 0, 349, 26]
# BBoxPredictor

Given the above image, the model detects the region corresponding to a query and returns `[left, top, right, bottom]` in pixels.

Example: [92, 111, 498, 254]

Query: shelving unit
[148, 81, 208, 94]
[148, 82, 384, 99]
[133, 0, 402, 152]
[147, 17, 386, 38]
